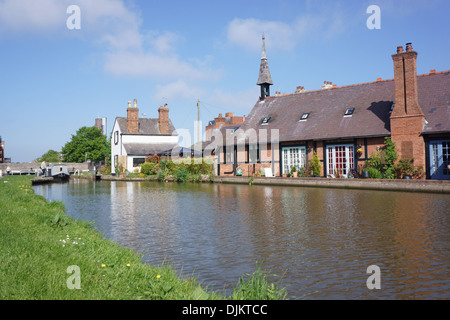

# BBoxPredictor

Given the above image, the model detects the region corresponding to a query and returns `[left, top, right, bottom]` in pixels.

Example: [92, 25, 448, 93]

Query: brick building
[205, 112, 246, 142]
[213, 38, 450, 180]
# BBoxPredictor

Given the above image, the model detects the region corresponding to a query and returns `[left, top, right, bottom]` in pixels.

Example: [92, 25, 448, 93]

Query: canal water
[33, 179, 449, 299]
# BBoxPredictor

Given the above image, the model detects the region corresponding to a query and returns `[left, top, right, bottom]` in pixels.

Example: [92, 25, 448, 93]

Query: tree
[308, 151, 322, 176]
[62, 126, 110, 163]
[36, 149, 61, 163]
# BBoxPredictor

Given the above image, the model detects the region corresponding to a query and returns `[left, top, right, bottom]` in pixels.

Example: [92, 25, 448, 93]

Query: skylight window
[300, 113, 310, 121]
[344, 108, 355, 116]
[389, 103, 395, 114]
[261, 117, 271, 125]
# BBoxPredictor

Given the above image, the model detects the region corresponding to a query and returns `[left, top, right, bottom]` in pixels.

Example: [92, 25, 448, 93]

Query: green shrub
[363, 137, 399, 179]
[165, 161, 178, 176]
[175, 166, 189, 182]
[367, 151, 382, 171]
[157, 169, 167, 181]
[159, 159, 168, 170]
[367, 167, 383, 179]
[140, 162, 157, 176]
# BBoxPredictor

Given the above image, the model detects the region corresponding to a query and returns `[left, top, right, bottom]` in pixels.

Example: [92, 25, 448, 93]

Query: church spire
[257, 34, 273, 100]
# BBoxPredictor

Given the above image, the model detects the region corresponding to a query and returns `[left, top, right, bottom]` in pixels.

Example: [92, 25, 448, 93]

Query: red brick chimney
[158, 104, 170, 135]
[390, 43, 425, 172]
[214, 113, 226, 126]
[127, 99, 139, 134]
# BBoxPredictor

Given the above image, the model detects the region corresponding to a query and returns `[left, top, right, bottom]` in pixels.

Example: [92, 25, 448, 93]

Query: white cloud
[0, 0, 66, 33]
[0, 0, 220, 81]
[104, 50, 212, 79]
[226, 5, 355, 52]
[154, 80, 206, 101]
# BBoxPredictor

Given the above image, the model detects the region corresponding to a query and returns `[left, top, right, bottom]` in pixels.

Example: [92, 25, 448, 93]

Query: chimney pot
[397, 46, 404, 54]
[377, 77, 382, 82]
[133, 99, 137, 108]
[128, 101, 132, 108]
[430, 69, 436, 74]
[406, 42, 413, 52]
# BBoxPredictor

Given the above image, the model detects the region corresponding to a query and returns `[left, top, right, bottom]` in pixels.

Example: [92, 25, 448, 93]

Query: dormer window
[261, 117, 271, 125]
[208, 120, 215, 126]
[300, 113, 310, 121]
[344, 108, 355, 116]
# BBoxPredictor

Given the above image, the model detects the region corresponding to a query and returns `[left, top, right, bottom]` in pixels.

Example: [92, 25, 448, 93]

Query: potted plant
[356, 148, 363, 157]
[396, 158, 415, 179]
[361, 168, 370, 178]
[291, 166, 298, 177]
[116, 163, 126, 178]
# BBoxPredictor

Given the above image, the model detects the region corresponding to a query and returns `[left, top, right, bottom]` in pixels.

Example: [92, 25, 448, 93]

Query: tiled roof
[116, 117, 177, 135]
[237, 71, 450, 143]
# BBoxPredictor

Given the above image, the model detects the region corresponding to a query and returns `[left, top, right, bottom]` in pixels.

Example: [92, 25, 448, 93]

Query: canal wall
[214, 176, 450, 194]
[69, 174, 450, 194]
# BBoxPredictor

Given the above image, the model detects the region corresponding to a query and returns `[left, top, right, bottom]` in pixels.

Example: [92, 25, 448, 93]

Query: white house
[111, 99, 179, 174]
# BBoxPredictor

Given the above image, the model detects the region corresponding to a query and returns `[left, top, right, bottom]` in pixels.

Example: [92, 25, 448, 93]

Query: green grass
[0, 176, 287, 300]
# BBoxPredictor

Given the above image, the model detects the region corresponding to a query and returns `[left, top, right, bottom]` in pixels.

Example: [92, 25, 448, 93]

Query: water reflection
[33, 180, 450, 299]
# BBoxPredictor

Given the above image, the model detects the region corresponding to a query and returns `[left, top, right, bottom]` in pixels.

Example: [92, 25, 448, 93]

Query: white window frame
[225, 146, 232, 164]
[326, 144, 355, 177]
[282, 146, 306, 174]
[249, 144, 259, 163]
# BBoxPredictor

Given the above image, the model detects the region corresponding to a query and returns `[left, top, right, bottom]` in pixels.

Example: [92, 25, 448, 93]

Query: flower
[101, 264, 106, 268]
[126, 264, 131, 267]
[156, 275, 161, 279]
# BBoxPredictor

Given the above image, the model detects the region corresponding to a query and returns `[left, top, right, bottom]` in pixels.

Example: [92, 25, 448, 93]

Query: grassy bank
[0, 176, 286, 300]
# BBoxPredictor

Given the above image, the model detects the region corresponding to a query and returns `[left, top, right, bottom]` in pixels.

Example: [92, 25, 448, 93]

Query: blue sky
[0, 0, 449, 162]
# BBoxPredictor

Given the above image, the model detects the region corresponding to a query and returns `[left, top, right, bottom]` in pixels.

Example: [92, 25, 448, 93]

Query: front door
[282, 147, 306, 175]
[326, 144, 355, 177]
[430, 140, 450, 180]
